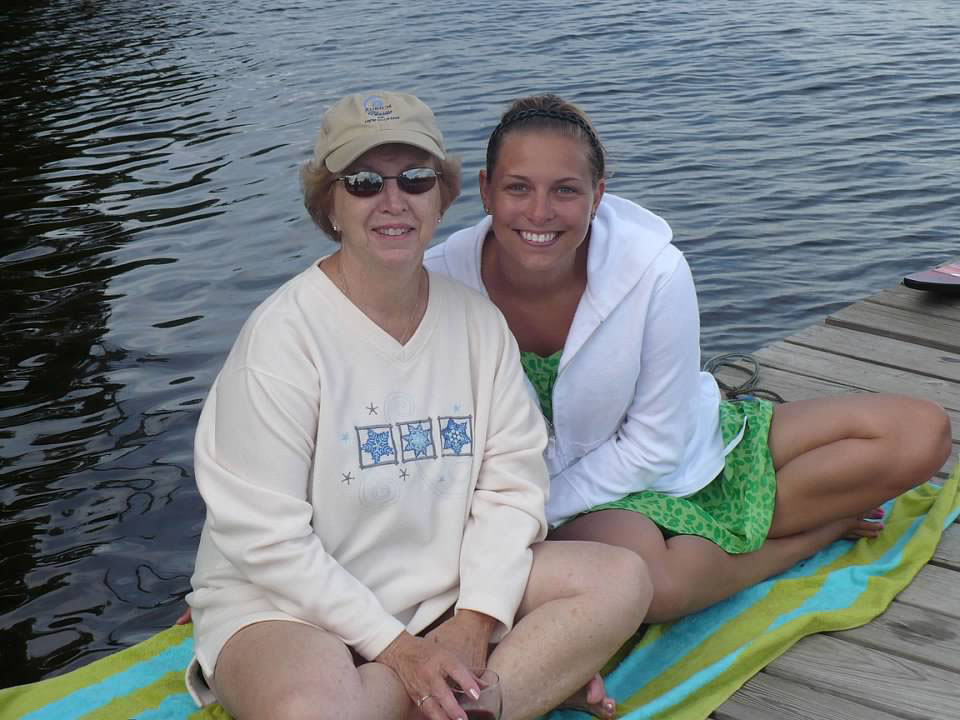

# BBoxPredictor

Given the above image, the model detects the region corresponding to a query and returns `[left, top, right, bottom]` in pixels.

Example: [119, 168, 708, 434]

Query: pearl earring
[483, 206, 491, 215]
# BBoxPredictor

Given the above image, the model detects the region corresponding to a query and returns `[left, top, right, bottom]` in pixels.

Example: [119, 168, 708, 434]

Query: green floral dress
[520, 350, 563, 423]
[521, 350, 776, 554]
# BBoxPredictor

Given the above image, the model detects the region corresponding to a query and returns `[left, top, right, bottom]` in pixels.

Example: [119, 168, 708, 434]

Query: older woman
[184, 91, 651, 720]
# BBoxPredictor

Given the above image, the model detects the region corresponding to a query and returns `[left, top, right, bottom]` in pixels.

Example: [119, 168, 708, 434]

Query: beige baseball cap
[315, 91, 446, 173]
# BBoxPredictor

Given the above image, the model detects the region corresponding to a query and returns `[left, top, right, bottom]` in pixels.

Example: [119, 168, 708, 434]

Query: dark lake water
[2, 0, 959, 687]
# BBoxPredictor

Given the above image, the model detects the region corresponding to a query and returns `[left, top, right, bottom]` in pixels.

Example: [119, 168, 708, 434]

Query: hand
[175, 607, 192, 625]
[424, 609, 496, 670]
[376, 631, 482, 720]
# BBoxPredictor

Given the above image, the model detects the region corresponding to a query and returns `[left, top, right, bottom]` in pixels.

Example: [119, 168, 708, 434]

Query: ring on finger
[416, 694, 434, 708]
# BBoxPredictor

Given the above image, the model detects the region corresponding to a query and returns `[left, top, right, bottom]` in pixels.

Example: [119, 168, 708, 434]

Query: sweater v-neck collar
[310, 261, 437, 362]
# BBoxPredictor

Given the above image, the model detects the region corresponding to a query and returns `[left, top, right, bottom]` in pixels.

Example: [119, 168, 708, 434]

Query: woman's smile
[518, 230, 561, 246]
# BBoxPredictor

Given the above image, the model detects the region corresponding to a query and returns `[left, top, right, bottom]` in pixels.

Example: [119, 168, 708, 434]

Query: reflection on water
[2, 0, 959, 685]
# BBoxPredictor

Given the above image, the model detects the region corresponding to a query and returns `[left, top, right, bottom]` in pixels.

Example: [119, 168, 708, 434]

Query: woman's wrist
[374, 630, 416, 667]
[453, 609, 497, 642]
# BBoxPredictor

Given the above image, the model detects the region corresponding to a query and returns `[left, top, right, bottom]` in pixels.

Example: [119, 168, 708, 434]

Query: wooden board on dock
[708, 275, 960, 720]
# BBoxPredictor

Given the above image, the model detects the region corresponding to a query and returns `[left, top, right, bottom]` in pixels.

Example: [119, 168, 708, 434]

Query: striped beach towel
[3, 466, 957, 720]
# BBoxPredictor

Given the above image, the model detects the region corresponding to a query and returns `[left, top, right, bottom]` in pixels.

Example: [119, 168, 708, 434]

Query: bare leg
[209, 620, 409, 720]
[487, 541, 651, 720]
[551, 394, 950, 622]
[767, 394, 951, 537]
[550, 509, 875, 623]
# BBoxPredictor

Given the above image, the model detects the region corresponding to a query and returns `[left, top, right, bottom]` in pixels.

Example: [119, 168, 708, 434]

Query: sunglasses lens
[343, 172, 383, 196]
[397, 168, 439, 194]
[340, 168, 439, 196]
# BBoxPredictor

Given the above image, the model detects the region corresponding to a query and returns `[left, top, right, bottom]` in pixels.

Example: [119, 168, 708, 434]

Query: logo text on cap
[364, 95, 394, 119]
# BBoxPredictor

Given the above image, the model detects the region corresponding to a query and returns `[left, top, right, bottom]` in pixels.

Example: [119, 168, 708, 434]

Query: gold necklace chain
[338, 258, 426, 345]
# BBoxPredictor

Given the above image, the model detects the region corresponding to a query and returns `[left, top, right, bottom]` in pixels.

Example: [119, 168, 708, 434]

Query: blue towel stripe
[131, 691, 198, 720]
[624, 646, 743, 719]
[21, 637, 194, 720]
[610, 495, 950, 718]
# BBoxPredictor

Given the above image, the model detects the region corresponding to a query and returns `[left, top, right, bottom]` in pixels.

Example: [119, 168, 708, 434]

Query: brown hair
[485, 94, 606, 184]
[300, 153, 462, 241]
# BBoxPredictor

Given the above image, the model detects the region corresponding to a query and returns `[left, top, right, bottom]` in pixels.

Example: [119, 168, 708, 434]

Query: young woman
[184, 91, 650, 720]
[424, 94, 953, 623]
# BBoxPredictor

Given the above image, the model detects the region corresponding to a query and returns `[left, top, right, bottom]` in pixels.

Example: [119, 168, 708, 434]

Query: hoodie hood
[581, 193, 674, 318]
[425, 193, 676, 368]
[429, 193, 673, 311]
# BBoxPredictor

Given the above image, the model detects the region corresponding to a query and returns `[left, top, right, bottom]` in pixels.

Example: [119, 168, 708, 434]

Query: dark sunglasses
[337, 167, 441, 197]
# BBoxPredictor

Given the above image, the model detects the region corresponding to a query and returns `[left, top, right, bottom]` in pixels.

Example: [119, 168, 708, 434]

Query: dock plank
[713, 672, 905, 720]
[931, 522, 960, 570]
[762, 634, 960, 720]
[783, 324, 960, 382]
[895, 564, 960, 619]
[752, 342, 960, 410]
[829, 600, 960, 673]
[826, 301, 960, 354]
[705, 276, 960, 719]
[863, 286, 960, 323]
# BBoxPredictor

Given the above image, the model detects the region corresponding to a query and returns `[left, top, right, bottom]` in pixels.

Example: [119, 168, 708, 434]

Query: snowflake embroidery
[356, 424, 398, 468]
[362, 429, 394, 463]
[439, 416, 473, 456]
[403, 423, 432, 457]
[399, 420, 436, 463]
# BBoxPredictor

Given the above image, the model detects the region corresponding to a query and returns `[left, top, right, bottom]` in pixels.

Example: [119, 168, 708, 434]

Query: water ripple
[1, 0, 959, 686]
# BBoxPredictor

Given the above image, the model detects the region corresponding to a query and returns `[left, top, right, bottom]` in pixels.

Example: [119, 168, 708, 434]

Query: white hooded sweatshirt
[425, 193, 729, 527]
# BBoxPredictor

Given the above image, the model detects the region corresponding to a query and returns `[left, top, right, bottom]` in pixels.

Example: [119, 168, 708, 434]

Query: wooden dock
[708, 280, 960, 720]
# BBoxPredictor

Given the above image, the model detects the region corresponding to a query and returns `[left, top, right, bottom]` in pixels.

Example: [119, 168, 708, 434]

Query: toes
[586, 673, 604, 704]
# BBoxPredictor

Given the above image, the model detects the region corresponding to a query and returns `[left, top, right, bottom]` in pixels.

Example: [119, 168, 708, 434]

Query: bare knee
[274, 684, 385, 720]
[895, 397, 952, 484]
[643, 566, 693, 623]
[273, 689, 329, 720]
[222, 678, 366, 720]
[593, 544, 653, 629]
[211, 621, 374, 720]
[927, 401, 952, 468]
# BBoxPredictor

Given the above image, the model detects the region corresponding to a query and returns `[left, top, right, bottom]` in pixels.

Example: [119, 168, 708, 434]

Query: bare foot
[844, 508, 885, 539]
[816, 511, 884, 542]
[557, 673, 616, 718]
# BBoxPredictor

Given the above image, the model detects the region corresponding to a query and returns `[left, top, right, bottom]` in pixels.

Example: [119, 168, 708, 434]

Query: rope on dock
[703, 352, 785, 403]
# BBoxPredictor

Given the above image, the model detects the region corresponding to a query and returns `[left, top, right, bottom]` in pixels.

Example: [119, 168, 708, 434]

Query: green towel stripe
[624, 577, 817, 709]
[0, 625, 192, 716]
[616, 468, 959, 720]
[188, 703, 233, 719]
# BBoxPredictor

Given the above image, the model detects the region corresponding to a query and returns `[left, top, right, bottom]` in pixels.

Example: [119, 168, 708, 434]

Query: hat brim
[325, 131, 445, 173]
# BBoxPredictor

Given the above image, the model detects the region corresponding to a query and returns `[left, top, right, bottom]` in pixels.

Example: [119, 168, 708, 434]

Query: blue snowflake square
[398, 419, 437, 463]
[356, 424, 399, 468]
[438, 415, 474, 457]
